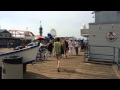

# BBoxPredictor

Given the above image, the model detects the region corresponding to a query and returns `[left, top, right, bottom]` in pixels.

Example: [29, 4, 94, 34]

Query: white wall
[89, 23, 120, 62]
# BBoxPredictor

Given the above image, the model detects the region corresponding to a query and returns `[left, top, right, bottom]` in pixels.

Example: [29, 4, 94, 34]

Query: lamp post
[39, 21, 43, 36]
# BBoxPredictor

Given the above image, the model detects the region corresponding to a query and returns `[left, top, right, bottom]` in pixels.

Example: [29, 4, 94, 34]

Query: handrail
[89, 53, 114, 56]
[84, 45, 120, 70]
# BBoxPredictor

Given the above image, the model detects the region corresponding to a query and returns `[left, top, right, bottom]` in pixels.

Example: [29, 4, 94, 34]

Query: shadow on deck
[23, 52, 120, 79]
[23, 71, 51, 79]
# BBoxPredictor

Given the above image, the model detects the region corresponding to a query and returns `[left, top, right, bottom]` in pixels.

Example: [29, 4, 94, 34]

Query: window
[1, 33, 10, 37]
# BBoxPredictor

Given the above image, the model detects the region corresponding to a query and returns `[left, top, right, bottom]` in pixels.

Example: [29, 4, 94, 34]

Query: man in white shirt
[68, 40, 73, 56]
[74, 40, 79, 55]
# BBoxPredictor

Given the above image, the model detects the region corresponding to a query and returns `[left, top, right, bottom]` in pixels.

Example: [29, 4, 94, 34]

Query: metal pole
[113, 47, 115, 62]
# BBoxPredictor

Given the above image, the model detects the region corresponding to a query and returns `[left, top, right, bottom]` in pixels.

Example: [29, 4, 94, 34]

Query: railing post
[113, 47, 115, 62]
[118, 48, 120, 70]
[87, 45, 88, 57]
[88, 45, 90, 56]
[84, 45, 86, 62]
[84, 47, 85, 62]
[84, 44, 89, 62]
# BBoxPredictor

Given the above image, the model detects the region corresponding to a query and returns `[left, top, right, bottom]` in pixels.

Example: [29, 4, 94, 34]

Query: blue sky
[0, 11, 94, 39]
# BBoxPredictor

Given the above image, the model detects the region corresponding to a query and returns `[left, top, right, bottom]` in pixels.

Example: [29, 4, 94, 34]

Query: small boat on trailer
[0, 43, 40, 78]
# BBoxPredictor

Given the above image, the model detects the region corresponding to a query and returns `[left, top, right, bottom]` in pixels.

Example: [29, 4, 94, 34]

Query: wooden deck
[0, 48, 120, 79]
[23, 52, 120, 79]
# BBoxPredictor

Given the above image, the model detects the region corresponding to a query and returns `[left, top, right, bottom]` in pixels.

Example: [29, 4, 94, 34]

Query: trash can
[2, 56, 23, 79]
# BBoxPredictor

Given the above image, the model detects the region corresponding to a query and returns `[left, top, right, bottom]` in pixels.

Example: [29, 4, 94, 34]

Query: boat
[0, 43, 40, 68]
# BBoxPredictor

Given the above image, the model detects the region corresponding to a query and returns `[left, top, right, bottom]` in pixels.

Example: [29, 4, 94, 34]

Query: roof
[0, 29, 10, 33]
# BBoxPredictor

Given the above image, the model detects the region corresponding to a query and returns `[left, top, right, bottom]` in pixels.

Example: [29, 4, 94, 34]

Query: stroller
[36, 45, 53, 61]
[36, 46, 47, 61]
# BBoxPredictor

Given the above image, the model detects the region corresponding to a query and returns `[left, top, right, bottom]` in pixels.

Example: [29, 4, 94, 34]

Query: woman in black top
[47, 40, 54, 55]
[64, 40, 69, 58]
[61, 39, 65, 58]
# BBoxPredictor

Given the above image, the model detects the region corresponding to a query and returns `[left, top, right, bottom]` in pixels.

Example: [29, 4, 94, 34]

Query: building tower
[39, 21, 43, 36]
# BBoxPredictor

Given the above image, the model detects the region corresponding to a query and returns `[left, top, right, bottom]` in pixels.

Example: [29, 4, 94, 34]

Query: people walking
[64, 39, 69, 58]
[61, 39, 65, 58]
[54, 38, 62, 72]
[47, 40, 54, 55]
[68, 40, 73, 56]
[74, 40, 79, 55]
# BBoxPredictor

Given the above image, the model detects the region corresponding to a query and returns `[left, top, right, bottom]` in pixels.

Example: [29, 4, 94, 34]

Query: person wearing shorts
[54, 38, 62, 72]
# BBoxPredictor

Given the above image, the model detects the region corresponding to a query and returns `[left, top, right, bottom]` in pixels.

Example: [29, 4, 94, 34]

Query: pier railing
[84, 45, 120, 70]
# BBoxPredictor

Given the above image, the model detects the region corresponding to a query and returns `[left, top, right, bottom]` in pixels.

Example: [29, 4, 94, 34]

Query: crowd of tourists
[37, 38, 87, 72]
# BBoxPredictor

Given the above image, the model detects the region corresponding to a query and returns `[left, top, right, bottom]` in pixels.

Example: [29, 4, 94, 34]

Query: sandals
[57, 68, 60, 72]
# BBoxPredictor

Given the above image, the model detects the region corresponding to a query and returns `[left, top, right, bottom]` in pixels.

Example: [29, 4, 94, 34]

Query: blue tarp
[47, 33, 54, 39]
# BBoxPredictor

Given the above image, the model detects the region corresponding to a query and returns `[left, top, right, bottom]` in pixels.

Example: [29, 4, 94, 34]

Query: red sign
[106, 32, 117, 42]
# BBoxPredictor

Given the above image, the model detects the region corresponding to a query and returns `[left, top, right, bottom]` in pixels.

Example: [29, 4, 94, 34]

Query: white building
[81, 11, 120, 63]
